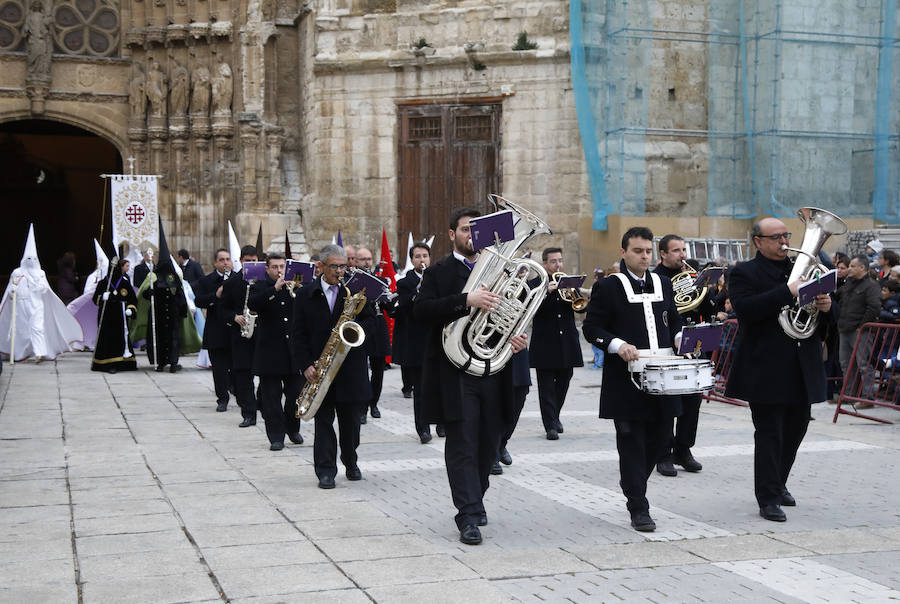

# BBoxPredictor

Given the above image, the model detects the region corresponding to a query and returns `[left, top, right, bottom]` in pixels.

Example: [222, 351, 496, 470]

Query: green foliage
[512, 31, 538, 51]
[413, 38, 431, 49]
[472, 61, 487, 71]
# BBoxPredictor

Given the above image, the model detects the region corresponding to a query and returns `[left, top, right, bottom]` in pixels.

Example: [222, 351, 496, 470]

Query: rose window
[53, 0, 119, 57]
[0, 1, 25, 51]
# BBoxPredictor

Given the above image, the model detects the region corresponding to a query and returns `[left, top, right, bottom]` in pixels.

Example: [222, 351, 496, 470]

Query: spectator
[877, 249, 900, 282]
[834, 253, 850, 289]
[177, 249, 205, 288]
[879, 280, 900, 323]
[866, 239, 884, 269]
[836, 254, 881, 400]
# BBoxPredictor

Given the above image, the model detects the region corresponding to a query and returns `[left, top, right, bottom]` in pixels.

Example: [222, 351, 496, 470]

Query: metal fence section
[833, 322, 900, 424]
[702, 319, 747, 407]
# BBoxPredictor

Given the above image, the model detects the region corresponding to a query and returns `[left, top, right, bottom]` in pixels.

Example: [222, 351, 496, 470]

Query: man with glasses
[835, 254, 881, 403]
[726, 218, 833, 522]
[293, 244, 375, 489]
[195, 248, 235, 412]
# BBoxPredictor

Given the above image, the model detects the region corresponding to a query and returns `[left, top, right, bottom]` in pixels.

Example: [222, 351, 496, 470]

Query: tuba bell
[671, 260, 708, 314]
[777, 207, 847, 340]
[442, 195, 551, 377]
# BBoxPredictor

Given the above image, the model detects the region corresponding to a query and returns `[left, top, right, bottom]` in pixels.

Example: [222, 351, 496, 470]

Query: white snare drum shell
[639, 360, 714, 395]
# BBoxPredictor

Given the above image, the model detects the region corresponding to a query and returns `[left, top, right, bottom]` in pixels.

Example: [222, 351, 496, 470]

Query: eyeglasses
[325, 264, 348, 271]
[757, 232, 792, 241]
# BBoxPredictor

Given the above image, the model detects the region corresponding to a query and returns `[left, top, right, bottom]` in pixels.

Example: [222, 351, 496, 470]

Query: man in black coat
[222, 245, 260, 428]
[726, 217, 833, 522]
[194, 248, 234, 412]
[653, 234, 717, 476]
[530, 247, 585, 441]
[356, 246, 390, 422]
[835, 254, 881, 398]
[248, 254, 303, 450]
[132, 248, 155, 289]
[388, 242, 432, 442]
[177, 249, 206, 288]
[293, 244, 375, 489]
[582, 226, 683, 533]
[414, 207, 528, 546]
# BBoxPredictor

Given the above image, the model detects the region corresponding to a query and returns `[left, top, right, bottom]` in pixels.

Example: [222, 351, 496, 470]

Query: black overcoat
[653, 262, 718, 324]
[528, 285, 585, 369]
[194, 271, 231, 350]
[366, 304, 392, 357]
[133, 262, 152, 289]
[582, 268, 683, 420]
[291, 277, 375, 404]
[725, 252, 829, 405]
[248, 275, 296, 376]
[388, 271, 425, 367]
[221, 270, 255, 370]
[413, 254, 516, 424]
[181, 259, 205, 288]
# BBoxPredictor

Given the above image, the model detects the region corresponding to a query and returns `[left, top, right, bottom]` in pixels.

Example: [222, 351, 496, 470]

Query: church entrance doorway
[0, 119, 121, 292]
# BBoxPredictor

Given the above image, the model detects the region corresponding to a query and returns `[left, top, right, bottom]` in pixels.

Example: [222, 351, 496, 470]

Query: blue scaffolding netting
[571, 0, 900, 230]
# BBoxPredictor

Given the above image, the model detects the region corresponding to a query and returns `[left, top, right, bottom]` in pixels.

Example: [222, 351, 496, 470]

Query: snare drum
[629, 358, 714, 395]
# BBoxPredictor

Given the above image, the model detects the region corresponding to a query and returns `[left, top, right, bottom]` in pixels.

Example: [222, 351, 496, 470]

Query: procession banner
[110, 175, 160, 260]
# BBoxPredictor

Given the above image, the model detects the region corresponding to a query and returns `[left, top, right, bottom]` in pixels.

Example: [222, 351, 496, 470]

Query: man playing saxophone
[248, 254, 304, 451]
[292, 244, 375, 489]
[414, 207, 528, 546]
[222, 245, 260, 428]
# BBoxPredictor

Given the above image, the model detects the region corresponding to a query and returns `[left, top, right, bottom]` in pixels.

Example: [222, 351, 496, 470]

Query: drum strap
[612, 272, 663, 350]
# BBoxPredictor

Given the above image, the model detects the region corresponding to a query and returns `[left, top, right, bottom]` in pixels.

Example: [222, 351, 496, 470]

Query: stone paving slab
[340, 554, 480, 588]
[79, 573, 222, 604]
[200, 540, 329, 570]
[365, 579, 514, 603]
[214, 562, 355, 598]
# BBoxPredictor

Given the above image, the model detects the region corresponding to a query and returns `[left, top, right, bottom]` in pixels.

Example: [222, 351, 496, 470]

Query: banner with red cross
[110, 175, 160, 259]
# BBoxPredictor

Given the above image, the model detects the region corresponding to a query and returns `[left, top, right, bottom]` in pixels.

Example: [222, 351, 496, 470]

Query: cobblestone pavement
[2, 347, 899, 603]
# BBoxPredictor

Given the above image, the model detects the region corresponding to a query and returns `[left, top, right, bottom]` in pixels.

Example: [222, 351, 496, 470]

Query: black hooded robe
[91, 268, 139, 373]
[143, 271, 187, 368]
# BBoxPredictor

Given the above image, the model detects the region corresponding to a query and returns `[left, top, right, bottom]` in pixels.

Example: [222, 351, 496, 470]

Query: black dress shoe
[490, 461, 503, 475]
[403, 390, 413, 399]
[419, 432, 432, 444]
[630, 510, 656, 532]
[781, 491, 796, 506]
[169, 364, 182, 373]
[216, 402, 228, 412]
[499, 447, 512, 465]
[318, 475, 336, 489]
[656, 460, 677, 477]
[370, 406, 381, 418]
[760, 504, 786, 522]
[269, 442, 284, 451]
[436, 424, 445, 437]
[359, 413, 367, 425]
[346, 466, 362, 481]
[674, 450, 702, 472]
[155, 365, 166, 372]
[477, 512, 488, 526]
[238, 417, 256, 428]
[555, 420, 564, 434]
[546, 429, 559, 441]
[459, 524, 482, 545]
[288, 432, 304, 445]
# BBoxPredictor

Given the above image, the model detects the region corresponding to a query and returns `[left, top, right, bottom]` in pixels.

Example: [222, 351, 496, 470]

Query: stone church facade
[0, 0, 588, 269]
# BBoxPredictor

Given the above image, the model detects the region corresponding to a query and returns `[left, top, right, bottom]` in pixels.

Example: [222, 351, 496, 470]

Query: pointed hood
[153, 217, 181, 292]
[20, 223, 40, 271]
[256, 223, 264, 257]
[401, 232, 415, 277]
[336, 230, 343, 247]
[284, 229, 292, 259]
[93, 239, 110, 276]
[227, 220, 242, 272]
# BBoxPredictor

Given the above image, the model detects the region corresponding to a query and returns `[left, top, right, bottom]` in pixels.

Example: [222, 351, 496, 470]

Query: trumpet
[284, 275, 303, 298]
[551, 272, 588, 311]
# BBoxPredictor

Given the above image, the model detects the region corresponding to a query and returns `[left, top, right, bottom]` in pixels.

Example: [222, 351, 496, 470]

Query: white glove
[125, 308, 133, 317]
[102, 292, 110, 301]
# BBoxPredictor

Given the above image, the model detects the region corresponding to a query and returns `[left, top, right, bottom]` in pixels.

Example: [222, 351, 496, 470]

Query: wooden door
[397, 103, 501, 259]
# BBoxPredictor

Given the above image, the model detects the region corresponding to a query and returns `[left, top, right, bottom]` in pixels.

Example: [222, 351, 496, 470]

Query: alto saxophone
[295, 285, 367, 420]
[239, 283, 257, 339]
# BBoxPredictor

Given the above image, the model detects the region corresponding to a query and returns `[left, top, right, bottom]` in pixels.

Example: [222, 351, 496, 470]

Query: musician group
[100, 203, 834, 546]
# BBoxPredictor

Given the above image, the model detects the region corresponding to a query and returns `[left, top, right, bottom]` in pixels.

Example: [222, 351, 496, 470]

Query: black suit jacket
[248, 275, 296, 376]
[221, 270, 255, 370]
[582, 268, 683, 420]
[388, 271, 425, 367]
[133, 262, 153, 289]
[725, 252, 829, 405]
[529, 285, 585, 369]
[194, 271, 231, 350]
[653, 262, 718, 324]
[413, 254, 516, 424]
[181, 259, 205, 288]
[291, 277, 375, 403]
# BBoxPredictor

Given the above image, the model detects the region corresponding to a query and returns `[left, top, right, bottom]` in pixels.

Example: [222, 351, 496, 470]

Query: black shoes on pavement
[656, 459, 678, 477]
[459, 524, 482, 545]
[370, 406, 381, 418]
[760, 504, 787, 522]
[216, 402, 228, 412]
[419, 432, 432, 444]
[269, 442, 284, 451]
[346, 466, 362, 481]
[499, 448, 512, 465]
[630, 510, 656, 532]
[555, 420, 564, 434]
[674, 450, 702, 472]
[781, 491, 796, 506]
[238, 417, 256, 428]
[490, 461, 503, 475]
[546, 429, 559, 441]
[318, 475, 336, 489]
[288, 432, 304, 445]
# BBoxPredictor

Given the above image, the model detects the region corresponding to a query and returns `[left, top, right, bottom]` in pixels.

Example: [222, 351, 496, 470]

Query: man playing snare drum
[582, 226, 683, 532]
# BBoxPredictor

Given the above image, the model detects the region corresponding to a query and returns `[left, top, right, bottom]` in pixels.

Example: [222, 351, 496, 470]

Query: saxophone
[295, 285, 367, 420]
[442, 195, 552, 377]
[239, 283, 257, 339]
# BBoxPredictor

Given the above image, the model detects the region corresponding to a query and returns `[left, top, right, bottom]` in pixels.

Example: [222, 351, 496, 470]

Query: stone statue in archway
[24, 0, 52, 83]
[190, 65, 211, 116]
[169, 58, 189, 116]
[129, 62, 147, 120]
[146, 59, 168, 118]
[211, 58, 233, 117]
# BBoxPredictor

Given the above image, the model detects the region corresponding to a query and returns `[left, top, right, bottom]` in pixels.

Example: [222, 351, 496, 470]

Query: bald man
[725, 217, 833, 523]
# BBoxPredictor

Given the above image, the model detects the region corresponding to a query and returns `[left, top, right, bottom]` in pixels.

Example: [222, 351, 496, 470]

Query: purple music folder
[242, 261, 267, 282]
[346, 270, 389, 299]
[692, 266, 724, 289]
[556, 274, 586, 290]
[797, 268, 837, 306]
[285, 260, 315, 284]
[469, 210, 515, 251]
[678, 323, 724, 355]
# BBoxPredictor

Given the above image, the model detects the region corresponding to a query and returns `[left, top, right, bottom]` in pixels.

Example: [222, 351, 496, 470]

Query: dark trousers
[663, 393, 701, 458]
[407, 366, 428, 434]
[232, 368, 257, 420]
[313, 393, 362, 479]
[368, 355, 384, 409]
[444, 373, 505, 529]
[537, 368, 573, 431]
[501, 385, 530, 449]
[258, 375, 301, 445]
[208, 347, 232, 405]
[613, 419, 670, 513]
[401, 365, 415, 393]
[749, 403, 810, 507]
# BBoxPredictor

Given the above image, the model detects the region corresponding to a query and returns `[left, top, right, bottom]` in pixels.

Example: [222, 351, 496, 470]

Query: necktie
[327, 285, 336, 311]
[463, 259, 476, 271]
[638, 279, 645, 292]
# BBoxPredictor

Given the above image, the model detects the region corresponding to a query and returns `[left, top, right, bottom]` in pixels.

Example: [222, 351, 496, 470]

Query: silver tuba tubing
[441, 195, 552, 376]
[777, 207, 847, 340]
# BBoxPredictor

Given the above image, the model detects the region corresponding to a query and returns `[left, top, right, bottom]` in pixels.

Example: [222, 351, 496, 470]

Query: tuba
[671, 260, 707, 314]
[442, 195, 551, 376]
[295, 285, 367, 420]
[778, 207, 847, 340]
[551, 272, 588, 311]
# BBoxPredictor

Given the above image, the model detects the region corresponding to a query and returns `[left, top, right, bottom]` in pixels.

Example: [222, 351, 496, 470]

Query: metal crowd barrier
[833, 321, 900, 424]
[701, 319, 748, 407]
